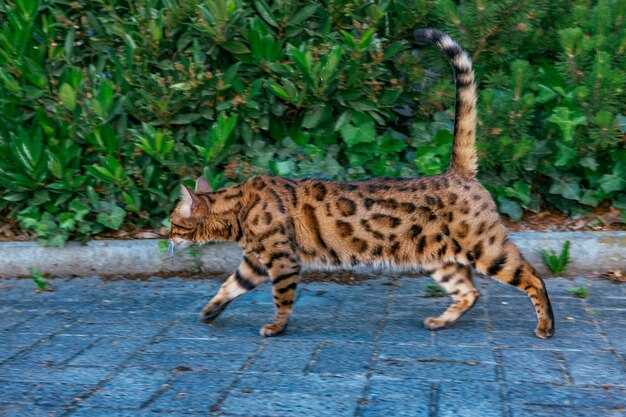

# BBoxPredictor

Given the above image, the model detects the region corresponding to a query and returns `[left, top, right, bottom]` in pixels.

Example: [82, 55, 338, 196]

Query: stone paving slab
[0, 275, 624, 417]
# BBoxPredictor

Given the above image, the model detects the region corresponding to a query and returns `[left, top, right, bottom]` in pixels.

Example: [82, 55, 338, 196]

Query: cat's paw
[199, 301, 230, 323]
[259, 323, 286, 337]
[535, 322, 555, 339]
[423, 316, 452, 331]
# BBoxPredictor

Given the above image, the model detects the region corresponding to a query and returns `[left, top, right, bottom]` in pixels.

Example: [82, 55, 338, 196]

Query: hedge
[0, 0, 624, 245]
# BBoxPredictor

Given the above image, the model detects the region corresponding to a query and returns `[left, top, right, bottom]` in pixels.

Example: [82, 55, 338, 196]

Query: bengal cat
[168, 29, 555, 339]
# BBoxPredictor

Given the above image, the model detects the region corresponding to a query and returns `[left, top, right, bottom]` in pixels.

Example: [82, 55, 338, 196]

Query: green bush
[0, 0, 624, 245]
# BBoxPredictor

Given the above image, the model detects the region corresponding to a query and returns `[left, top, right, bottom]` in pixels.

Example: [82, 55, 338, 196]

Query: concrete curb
[0, 232, 624, 278]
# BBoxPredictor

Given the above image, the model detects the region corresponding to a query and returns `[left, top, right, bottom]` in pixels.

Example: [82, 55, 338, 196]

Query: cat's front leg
[259, 254, 301, 337]
[200, 253, 269, 323]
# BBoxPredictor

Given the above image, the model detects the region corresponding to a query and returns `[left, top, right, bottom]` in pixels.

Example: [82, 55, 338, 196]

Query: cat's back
[241, 174, 503, 268]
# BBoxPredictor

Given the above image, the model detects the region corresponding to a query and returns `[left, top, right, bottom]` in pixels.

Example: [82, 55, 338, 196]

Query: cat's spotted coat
[168, 29, 555, 339]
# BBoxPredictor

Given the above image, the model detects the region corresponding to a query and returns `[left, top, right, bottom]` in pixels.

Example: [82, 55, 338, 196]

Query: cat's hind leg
[474, 238, 555, 339]
[200, 252, 269, 323]
[423, 263, 480, 330]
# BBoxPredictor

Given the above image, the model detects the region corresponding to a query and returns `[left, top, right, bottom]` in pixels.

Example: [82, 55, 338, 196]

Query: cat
[168, 29, 555, 339]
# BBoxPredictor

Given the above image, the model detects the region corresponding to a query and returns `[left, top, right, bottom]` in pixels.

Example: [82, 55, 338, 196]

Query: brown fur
[168, 29, 554, 339]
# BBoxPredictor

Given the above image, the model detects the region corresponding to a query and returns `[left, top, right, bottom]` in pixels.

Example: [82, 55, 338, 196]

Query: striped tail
[414, 29, 478, 179]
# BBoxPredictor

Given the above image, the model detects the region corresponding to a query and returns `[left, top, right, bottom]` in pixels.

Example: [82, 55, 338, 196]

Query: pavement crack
[303, 340, 330, 375]
[59, 316, 181, 417]
[429, 382, 439, 417]
[207, 341, 267, 416]
[353, 279, 393, 417]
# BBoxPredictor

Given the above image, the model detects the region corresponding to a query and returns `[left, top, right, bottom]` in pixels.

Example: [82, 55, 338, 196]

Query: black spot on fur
[416, 236, 426, 254]
[372, 214, 401, 228]
[352, 238, 369, 253]
[336, 198, 357, 217]
[410, 225, 423, 238]
[277, 282, 297, 294]
[473, 241, 483, 261]
[252, 177, 266, 190]
[361, 219, 385, 240]
[335, 220, 354, 238]
[312, 183, 328, 201]
[510, 266, 523, 287]
[401, 202, 416, 213]
[487, 255, 507, 276]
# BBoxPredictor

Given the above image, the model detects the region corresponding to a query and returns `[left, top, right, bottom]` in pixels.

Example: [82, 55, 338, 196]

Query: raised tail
[414, 29, 478, 179]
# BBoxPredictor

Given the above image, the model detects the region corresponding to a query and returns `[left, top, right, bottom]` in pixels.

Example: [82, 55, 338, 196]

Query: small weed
[30, 267, 51, 292]
[424, 283, 446, 298]
[541, 240, 571, 275]
[157, 240, 169, 256]
[585, 308, 599, 317]
[187, 246, 202, 271]
[568, 286, 589, 299]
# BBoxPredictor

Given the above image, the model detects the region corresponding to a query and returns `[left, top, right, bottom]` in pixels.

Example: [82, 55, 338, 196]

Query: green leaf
[170, 82, 194, 91]
[340, 113, 376, 147]
[302, 106, 327, 129]
[547, 107, 586, 142]
[222, 41, 250, 54]
[170, 113, 202, 125]
[598, 161, 626, 193]
[504, 181, 531, 205]
[290, 5, 318, 25]
[554, 142, 577, 166]
[253, 0, 278, 27]
[96, 206, 126, 230]
[535, 84, 558, 103]
[59, 83, 76, 111]
[549, 174, 581, 201]
[498, 198, 523, 221]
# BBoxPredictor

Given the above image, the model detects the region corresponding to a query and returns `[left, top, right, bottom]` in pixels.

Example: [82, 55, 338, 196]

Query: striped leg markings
[200, 254, 269, 323]
[424, 263, 479, 330]
[259, 255, 301, 337]
[476, 240, 555, 339]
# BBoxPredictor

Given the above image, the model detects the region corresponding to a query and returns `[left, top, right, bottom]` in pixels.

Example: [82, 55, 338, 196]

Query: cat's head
[168, 177, 213, 249]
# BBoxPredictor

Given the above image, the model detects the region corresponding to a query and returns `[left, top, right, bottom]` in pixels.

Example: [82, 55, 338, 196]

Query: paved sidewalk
[0, 275, 624, 417]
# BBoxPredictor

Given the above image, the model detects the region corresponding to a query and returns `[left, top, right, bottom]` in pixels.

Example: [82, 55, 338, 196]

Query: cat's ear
[195, 176, 213, 193]
[180, 185, 208, 218]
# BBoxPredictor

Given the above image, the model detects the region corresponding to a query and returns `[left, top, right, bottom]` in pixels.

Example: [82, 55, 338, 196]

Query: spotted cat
[168, 29, 555, 339]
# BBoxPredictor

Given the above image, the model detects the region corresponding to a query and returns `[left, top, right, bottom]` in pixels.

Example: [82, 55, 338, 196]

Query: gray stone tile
[509, 404, 626, 417]
[375, 358, 496, 381]
[561, 350, 626, 386]
[0, 403, 66, 417]
[221, 374, 365, 417]
[78, 368, 172, 409]
[8, 335, 97, 367]
[127, 352, 249, 372]
[149, 370, 237, 412]
[68, 338, 146, 367]
[0, 380, 90, 406]
[309, 341, 373, 376]
[500, 349, 564, 384]
[0, 364, 110, 385]
[506, 383, 626, 409]
[359, 377, 430, 417]
[246, 340, 317, 374]
[437, 382, 504, 417]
